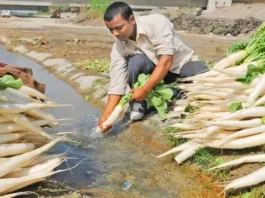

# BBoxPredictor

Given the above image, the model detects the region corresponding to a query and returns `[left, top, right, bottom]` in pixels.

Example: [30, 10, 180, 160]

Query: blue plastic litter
[124, 181, 132, 190]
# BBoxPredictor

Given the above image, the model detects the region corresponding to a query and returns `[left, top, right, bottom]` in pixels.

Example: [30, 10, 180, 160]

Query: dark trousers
[128, 54, 208, 113]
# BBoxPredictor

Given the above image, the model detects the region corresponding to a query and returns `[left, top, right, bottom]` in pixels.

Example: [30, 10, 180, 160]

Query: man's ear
[129, 15, 136, 24]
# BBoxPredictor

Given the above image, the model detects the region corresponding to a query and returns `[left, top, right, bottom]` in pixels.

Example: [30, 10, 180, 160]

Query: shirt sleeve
[108, 41, 128, 95]
[151, 15, 176, 56]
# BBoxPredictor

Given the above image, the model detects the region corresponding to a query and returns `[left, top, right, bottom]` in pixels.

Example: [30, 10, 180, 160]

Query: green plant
[189, 148, 229, 181]
[51, 3, 70, 12]
[88, 0, 111, 18]
[164, 127, 187, 147]
[75, 58, 110, 73]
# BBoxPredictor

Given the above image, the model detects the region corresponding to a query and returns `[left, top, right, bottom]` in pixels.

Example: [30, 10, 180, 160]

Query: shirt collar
[135, 16, 146, 39]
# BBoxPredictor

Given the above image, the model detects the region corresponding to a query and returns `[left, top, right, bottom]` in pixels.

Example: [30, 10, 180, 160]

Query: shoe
[130, 111, 145, 121]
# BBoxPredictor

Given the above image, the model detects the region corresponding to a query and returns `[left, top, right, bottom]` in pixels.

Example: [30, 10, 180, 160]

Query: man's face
[104, 14, 135, 41]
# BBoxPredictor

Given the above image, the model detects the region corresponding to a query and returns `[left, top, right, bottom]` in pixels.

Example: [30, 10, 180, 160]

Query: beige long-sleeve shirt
[108, 14, 194, 95]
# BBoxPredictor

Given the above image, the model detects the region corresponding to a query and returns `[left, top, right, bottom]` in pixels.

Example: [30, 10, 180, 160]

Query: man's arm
[98, 41, 127, 132]
[98, 94, 122, 132]
[130, 55, 173, 101]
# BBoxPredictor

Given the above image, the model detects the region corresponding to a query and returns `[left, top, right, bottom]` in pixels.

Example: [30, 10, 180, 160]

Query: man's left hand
[130, 87, 149, 102]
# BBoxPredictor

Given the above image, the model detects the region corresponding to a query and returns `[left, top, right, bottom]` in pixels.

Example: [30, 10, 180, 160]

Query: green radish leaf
[131, 73, 177, 119]
[0, 75, 23, 90]
[118, 94, 132, 107]
[155, 87, 173, 101]
[261, 116, 265, 124]
[229, 102, 243, 112]
[236, 64, 265, 84]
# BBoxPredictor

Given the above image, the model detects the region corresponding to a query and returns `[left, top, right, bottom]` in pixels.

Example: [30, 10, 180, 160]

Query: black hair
[104, 2, 133, 22]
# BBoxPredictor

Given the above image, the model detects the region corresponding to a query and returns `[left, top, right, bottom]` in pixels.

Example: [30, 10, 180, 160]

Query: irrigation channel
[0, 46, 221, 197]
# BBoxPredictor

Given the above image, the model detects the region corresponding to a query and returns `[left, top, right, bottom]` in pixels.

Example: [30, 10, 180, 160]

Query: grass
[164, 127, 187, 147]
[187, 148, 230, 181]
[75, 58, 110, 73]
[85, 0, 111, 19]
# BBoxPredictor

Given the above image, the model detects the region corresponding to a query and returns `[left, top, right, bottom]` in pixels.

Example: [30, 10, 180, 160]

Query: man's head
[104, 2, 136, 41]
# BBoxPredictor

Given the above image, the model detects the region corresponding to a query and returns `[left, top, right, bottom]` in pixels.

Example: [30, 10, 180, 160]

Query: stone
[13, 45, 28, 54]
[26, 51, 52, 62]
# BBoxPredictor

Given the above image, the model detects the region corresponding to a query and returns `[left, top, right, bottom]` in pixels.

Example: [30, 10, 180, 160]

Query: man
[98, 2, 207, 132]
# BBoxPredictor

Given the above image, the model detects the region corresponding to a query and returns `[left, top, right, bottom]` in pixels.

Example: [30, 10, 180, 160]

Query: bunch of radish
[0, 84, 73, 196]
[157, 23, 265, 193]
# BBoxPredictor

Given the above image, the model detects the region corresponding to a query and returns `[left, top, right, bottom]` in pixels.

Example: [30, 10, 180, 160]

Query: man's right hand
[98, 116, 112, 133]
[98, 94, 122, 133]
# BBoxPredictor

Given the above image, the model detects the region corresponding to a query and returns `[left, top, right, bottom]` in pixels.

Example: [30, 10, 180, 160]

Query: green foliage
[189, 148, 229, 181]
[116, 74, 175, 119]
[76, 58, 110, 73]
[230, 102, 243, 113]
[228, 41, 249, 55]
[133, 74, 174, 119]
[118, 94, 132, 107]
[51, 3, 70, 12]
[164, 127, 186, 147]
[236, 64, 265, 84]
[88, 0, 111, 18]
[0, 75, 23, 90]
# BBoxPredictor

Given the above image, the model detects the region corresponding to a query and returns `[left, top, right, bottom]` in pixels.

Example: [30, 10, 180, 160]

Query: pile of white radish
[156, 23, 265, 193]
[0, 84, 73, 197]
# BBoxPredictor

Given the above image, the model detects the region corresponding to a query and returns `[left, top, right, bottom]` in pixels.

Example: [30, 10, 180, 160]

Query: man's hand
[98, 94, 122, 133]
[98, 115, 112, 133]
[130, 87, 149, 102]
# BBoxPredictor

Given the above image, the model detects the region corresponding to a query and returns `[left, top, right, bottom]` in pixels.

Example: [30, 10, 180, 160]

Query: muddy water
[0, 46, 221, 197]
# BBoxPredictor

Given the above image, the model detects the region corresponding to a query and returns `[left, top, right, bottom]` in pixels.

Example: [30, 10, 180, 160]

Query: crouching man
[98, 2, 207, 132]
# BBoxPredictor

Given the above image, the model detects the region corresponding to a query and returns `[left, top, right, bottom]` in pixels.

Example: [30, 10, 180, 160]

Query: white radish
[191, 76, 236, 84]
[200, 105, 229, 112]
[22, 154, 65, 168]
[214, 61, 257, 77]
[0, 119, 53, 134]
[183, 70, 220, 80]
[177, 131, 233, 140]
[246, 74, 265, 106]
[2, 114, 53, 139]
[0, 137, 64, 177]
[252, 94, 265, 107]
[219, 107, 265, 120]
[219, 125, 265, 144]
[0, 102, 61, 114]
[213, 50, 248, 69]
[19, 85, 51, 101]
[223, 165, 265, 192]
[170, 123, 200, 130]
[0, 88, 39, 104]
[209, 154, 265, 170]
[174, 144, 205, 164]
[206, 132, 265, 149]
[0, 133, 27, 144]
[0, 143, 34, 157]
[96, 105, 123, 132]
[208, 119, 262, 130]
[4, 157, 64, 178]
[1, 191, 38, 198]
[153, 141, 199, 158]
